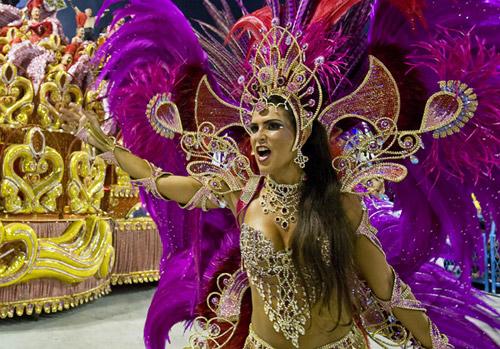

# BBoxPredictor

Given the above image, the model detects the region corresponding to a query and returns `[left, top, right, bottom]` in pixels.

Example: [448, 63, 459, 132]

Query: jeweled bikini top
[239, 208, 377, 349]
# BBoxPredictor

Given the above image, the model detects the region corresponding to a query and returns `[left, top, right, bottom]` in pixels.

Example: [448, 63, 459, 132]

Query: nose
[255, 127, 267, 143]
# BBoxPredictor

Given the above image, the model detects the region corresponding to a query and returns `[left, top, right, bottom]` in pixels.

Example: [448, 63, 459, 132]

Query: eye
[248, 124, 259, 134]
[268, 121, 283, 130]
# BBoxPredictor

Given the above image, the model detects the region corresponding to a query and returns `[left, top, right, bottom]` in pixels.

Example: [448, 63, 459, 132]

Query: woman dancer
[64, 0, 499, 348]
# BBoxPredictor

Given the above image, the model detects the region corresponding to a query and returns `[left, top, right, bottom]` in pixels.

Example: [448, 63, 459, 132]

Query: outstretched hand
[60, 103, 85, 132]
[61, 104, 111, 152]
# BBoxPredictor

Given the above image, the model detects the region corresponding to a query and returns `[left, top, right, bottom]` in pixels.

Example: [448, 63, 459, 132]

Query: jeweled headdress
[146, 24, 476, 195]
[239, 26, 324, 150]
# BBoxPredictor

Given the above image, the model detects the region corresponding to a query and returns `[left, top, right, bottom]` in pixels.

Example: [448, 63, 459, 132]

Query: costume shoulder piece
[146, 75, 258, 205]
[320, 56, 477, 194]
[146, 50, 477, 198]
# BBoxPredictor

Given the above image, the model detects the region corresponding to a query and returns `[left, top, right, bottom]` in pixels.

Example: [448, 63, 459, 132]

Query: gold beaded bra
[239, 205, 379, 349]
[240, 223, 311, 348]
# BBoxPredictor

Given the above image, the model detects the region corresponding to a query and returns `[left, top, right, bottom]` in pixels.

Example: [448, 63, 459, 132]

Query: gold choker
[260, 176, 302, 231]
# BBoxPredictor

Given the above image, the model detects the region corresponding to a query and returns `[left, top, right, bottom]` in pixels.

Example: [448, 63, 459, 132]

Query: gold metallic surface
[37, 70, 83, 129]
[0, 217, 114, 287]
[0, 14, 163, 320]
[0, 281, 112, 319]
[0, 63, 34, 126]
[84, 80, 106, 121]
[67, 145, 106, 214]
[114, 217, 155, 232]
[1, 128, 64, 213]
[110, 270, 159, 285]
[38, 34, 62, 52]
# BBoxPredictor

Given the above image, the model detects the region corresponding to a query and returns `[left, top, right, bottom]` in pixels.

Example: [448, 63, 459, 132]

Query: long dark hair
[292, 119, 356, 328]
[267, 95, 356, 328]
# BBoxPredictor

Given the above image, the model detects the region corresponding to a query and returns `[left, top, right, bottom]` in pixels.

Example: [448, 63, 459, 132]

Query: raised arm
[67, 0, 80, 12]
[342, 194, 451, 349]
[61, 105, 239, 213]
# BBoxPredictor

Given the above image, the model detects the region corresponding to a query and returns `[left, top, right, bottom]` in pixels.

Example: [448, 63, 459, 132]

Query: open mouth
[256, 146, 271, 163]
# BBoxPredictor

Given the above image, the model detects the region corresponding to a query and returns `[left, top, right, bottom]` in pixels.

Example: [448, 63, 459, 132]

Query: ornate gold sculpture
[37, 70, 83, 129]
[0, 28, 19, 58]
[0, 7, 162, 319]
[84, 81, 107, 121]
[1, 127, 64, 213]
[0, 217, 114, 287]
[38, 34, 63, 52]
[0, 63, 35, 126]
[67, 144, 107, 214]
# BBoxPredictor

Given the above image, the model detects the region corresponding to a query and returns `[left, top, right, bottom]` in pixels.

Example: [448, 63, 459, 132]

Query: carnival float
[0, 0, 162, 319]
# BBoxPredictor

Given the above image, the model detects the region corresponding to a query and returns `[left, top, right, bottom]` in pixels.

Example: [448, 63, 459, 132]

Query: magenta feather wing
[366, 1, 500, 346]
[94, 3, 233, 349]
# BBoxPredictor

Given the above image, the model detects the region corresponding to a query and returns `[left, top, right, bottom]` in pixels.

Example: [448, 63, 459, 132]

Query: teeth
[257, 146, 269, 151]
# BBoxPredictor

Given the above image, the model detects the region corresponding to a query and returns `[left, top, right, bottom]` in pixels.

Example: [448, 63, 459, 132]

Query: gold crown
[239, 26, 324, 150]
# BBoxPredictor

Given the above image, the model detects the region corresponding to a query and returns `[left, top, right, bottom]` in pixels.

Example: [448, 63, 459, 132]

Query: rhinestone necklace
[260, 176, 302, 231]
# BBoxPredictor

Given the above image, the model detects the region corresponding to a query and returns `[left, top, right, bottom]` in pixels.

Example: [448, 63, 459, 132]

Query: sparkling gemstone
[259, 72, 270, 82]
[314, 56, 325, 65]
[255, 101, 266, 112]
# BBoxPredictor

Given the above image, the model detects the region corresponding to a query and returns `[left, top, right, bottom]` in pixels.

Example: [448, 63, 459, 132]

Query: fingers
[61, 104, 83, 122]
[61, 103, 88, 133]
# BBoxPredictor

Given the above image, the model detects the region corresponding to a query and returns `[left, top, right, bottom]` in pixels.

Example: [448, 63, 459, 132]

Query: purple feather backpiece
[366, 1, 500, 347]
[95, 0, 500, 348]
[95, 1, 238, 348]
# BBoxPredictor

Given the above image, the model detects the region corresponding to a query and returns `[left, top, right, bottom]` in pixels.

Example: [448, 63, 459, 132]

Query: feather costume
[95, 0, 499, 348]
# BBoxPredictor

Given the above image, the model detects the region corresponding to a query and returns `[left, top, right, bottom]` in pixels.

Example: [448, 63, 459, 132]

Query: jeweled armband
[430, 322, 453, 349]
[375, 270, 453, 348]
[180, 183, 226, 211]
[376, 269, 426, 312]
[130, 162, 171, 200]
[99, 144, 124, 167]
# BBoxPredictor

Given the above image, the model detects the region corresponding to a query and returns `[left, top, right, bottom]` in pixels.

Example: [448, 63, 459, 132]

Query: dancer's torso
[239, 195, 358, 349]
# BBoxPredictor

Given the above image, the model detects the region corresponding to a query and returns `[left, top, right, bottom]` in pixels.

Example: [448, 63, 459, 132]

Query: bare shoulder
[340, 192, 363, 230]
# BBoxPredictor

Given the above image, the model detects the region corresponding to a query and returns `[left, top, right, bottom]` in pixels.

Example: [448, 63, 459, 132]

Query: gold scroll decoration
[67, 145, 107, 214]
[84, 81, 107, 121]
[189, 270, 249, 348]
[109, 166, 139, 204]
[37, 69, 83, 129]
[37, 34, 62, 53]
[0, 62, 35, 126]
[0, 28, 18, 58]
[82, 42, 97, 58]
[0, 217, 114, 287]
[0, 127, 63, 213]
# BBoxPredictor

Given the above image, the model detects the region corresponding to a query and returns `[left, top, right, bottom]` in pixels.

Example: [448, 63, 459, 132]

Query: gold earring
[294, 148, 308, 168]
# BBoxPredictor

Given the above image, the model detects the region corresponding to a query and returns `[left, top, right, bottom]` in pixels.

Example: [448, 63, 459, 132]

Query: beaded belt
[243, 323, 368, 349]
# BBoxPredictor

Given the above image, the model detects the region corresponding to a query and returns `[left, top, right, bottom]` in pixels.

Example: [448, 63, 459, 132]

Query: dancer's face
[249, 105, 299, 180]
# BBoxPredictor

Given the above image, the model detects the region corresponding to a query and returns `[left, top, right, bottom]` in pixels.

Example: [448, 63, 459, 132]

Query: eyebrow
[249, 119, 283, 125]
